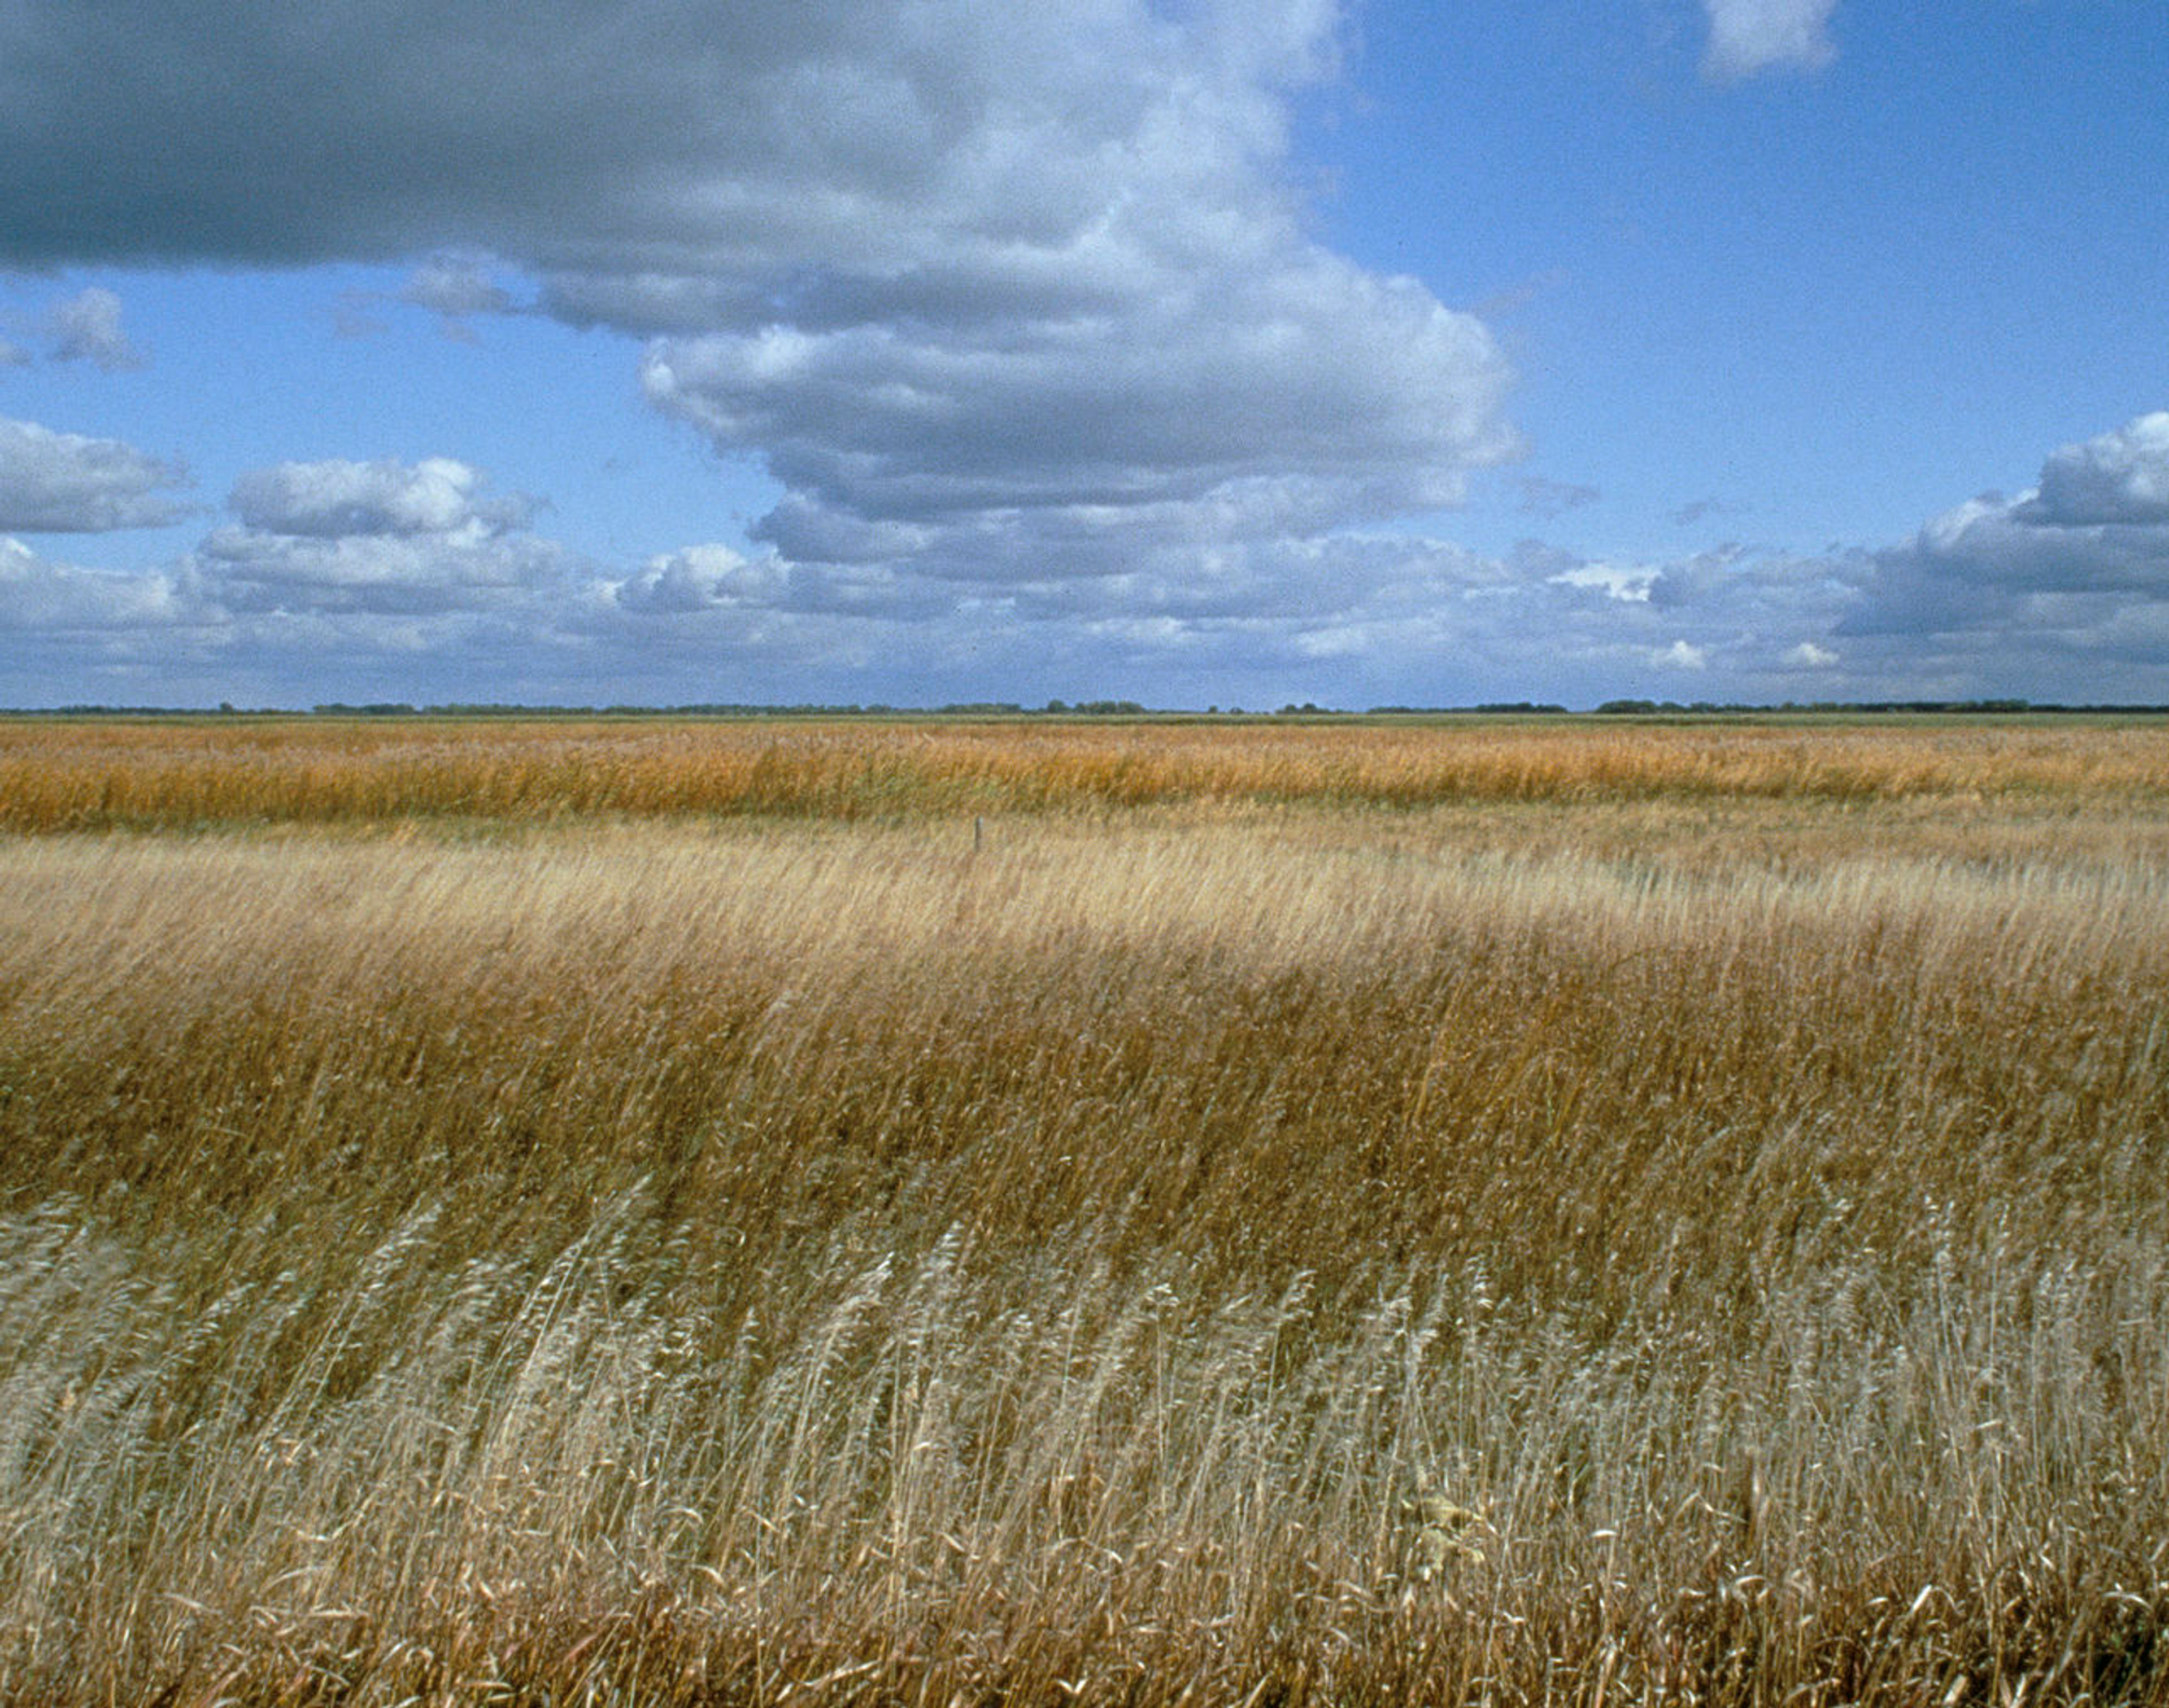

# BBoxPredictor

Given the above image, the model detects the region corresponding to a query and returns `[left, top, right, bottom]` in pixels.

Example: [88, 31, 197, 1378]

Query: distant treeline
[10, 698, 2169, 718]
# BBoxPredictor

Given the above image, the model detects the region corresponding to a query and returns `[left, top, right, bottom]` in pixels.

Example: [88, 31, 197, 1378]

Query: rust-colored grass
[3, 713, 2168, 829]
[1, 720, 2166, 1705]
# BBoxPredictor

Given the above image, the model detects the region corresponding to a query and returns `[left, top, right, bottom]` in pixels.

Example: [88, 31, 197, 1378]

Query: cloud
[642, 252, 1513, 563]
[0, 0, 1515, 603]
[402, 257, 517, 320]
[197, 528, 571, 617]
[1843, 412, 2169, 648]
[0, 337, 28, 368]
[1701, 0, 1838, 80]
[1549, 561, 1654, 602]
[399, 256, 520, 341]
[229, 457, 535, 539]
[204, 457, 562, 616]
[1670, 496, 1740, 528]
[18, 407, 2167, 711]
[2015, 411, 2169, 527]
[0, 416, 191, 531]
[1515, 476, 1600, 518]
[48, 286, 146, 371]
[0, 535, 193, 631]
[610, 544, 789, 613]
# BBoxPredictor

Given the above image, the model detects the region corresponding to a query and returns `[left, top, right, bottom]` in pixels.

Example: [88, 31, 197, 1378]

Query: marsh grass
[1, 725, 2167, 1703]
[5, 714, 2169, 830]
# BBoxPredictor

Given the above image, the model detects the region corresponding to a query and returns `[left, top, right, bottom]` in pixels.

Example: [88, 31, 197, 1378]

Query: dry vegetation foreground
[2, 718, 2167, 1705]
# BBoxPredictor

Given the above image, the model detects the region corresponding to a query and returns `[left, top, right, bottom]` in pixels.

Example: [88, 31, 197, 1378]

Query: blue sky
[2, 0, 2165, 708]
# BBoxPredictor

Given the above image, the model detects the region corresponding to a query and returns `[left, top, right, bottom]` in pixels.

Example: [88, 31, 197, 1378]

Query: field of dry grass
[2, 718, 2166, 1705]
[6, 713, 2169, 829]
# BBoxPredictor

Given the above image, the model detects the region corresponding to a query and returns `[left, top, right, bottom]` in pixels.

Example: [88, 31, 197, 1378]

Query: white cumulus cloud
[228, 457, 535, 539]
[2017, 412, 2169, 527]
[0, 416, 190, 531]
[0, 535, 191, 630]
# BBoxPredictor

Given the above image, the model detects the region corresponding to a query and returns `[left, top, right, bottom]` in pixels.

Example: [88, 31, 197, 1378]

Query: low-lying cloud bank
[5, 415, 2167, 707]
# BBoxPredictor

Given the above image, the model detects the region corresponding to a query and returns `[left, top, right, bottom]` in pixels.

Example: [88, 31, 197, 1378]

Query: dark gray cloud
[0, 0, 1331, 278]
[0, 416, 191, 531]
[0, 0, 1515, 600]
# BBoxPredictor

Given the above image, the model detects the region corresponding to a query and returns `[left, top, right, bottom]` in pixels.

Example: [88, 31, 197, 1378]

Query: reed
[1, 732, 2165, 1703]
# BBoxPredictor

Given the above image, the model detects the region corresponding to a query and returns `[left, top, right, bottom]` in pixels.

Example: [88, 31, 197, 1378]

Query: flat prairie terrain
[2, 718, 2166, 1705]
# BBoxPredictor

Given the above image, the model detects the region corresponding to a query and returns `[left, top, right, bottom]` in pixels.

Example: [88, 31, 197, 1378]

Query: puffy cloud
[1701, 0, 1838, 80]
[1843, 412, 2169, 647]
[204, 457, 562, 616]
[0, 0, 1514, 600]
[611, 544, 789, 613]
[49, 286, 146, 371]
[1785, 640, 1839, 668]
[0, 416, 191, 531]
[0, 535, 193, 631]
[643, 254, 1511, 559]
[2016, 412, 2169, 527]
[228, 457, 535, 539]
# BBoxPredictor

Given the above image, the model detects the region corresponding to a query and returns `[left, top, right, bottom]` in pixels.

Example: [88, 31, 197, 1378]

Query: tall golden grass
[1, 722, 2166, 1703]
[3, 713, 2168, 829]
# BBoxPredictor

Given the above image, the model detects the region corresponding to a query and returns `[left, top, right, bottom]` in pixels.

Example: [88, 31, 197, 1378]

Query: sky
[2, 0, 2166, 709]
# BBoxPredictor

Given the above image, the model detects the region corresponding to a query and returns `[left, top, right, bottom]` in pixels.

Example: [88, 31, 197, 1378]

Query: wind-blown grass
[1, 730, 2166, 1703]
[3, 713, 2168, 830]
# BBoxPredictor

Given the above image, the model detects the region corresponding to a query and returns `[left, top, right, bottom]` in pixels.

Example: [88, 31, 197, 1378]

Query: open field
[2, 719, 2167, 1704]
[6, 713, 2169, 830]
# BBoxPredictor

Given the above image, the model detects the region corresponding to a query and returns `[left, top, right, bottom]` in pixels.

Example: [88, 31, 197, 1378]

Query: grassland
[1, 717, 2166, 1705]
[6, 713, 2169, 829]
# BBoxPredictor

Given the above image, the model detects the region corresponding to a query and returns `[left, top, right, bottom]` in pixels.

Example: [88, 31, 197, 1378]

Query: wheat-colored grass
[4, 713, 2168, 830]
[1, 722, 2166, 1703]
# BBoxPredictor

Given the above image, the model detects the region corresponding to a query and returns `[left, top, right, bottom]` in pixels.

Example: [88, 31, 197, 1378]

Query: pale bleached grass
[1, 801, 2166, 1703]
